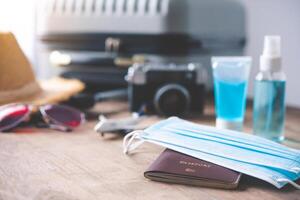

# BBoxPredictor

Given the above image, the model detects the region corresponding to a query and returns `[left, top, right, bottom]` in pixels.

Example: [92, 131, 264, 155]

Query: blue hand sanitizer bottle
[253, 36, 286, 142]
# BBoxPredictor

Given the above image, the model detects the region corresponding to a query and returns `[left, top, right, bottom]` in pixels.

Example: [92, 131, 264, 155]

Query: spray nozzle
[260, 35, 282, 72]
[263, 36, 281, 57]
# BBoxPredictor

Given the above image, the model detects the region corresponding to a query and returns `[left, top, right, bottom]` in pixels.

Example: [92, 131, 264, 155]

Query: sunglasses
[0, 104, 85, 132]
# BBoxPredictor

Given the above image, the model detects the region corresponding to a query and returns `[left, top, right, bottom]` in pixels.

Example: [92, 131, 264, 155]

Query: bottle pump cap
[263, 36, 281, 57]
[260, 36, 282, 72]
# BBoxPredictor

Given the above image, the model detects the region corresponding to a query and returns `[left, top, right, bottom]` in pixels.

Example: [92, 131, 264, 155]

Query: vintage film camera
[126, 63, 207, 116]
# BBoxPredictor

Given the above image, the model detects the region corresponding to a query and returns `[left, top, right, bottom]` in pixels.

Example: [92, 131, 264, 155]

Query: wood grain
[0, 100, 299, 200]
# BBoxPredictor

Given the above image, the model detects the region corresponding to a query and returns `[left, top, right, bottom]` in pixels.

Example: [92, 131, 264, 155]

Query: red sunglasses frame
[0, 104, 85, 132]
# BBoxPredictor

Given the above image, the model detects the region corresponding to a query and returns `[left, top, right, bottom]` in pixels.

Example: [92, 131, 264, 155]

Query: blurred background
[0, 0, 299, 107]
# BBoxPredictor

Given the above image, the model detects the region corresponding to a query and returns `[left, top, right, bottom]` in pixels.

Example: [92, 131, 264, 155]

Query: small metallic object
[114, 55, 146, 68]
[94, 113, 142, 136]
[105, 37, 121, 53]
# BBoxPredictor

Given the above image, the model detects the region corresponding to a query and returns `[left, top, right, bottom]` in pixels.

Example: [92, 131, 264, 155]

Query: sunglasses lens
[41, 105, 84, 128]
[0, 104, 30, 132]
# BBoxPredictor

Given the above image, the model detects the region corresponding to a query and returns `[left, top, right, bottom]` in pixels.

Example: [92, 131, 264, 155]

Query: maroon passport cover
[144, 149, 241, 189]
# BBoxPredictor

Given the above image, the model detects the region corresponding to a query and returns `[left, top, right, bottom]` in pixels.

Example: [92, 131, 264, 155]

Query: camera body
[126, 63, 207, 116]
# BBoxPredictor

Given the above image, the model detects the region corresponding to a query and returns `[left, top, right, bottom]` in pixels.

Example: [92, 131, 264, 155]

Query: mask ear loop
[291, 167, 300, 174]
[123, 130, 144, 154]
[276, 178, 300, 189]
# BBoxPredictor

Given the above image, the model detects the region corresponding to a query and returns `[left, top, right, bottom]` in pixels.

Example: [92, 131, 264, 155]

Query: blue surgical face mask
[123, 117, 300, 189]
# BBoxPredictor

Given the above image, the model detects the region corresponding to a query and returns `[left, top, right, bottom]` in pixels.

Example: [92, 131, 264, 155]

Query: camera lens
[154, 84, 190, 116]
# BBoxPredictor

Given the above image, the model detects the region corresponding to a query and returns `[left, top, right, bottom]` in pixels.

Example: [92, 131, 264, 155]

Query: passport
[144, 149, 242, 189]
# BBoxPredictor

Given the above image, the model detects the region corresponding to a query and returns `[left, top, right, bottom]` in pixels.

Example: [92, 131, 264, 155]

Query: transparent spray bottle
[253, 36, 286, 141]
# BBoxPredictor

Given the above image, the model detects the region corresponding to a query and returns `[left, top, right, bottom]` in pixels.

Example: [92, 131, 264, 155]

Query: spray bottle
[253, 36, 286, 141]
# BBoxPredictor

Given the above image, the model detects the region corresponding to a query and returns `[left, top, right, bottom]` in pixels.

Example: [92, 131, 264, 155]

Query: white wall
[0, 0, 36, 63]
[240, 0, 300, 107]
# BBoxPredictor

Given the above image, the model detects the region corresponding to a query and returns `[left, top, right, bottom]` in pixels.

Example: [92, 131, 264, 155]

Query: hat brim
[0, 77, 85, 106]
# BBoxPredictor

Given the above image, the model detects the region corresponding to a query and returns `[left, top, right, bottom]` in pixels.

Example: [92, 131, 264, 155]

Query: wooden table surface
[0, 100, 300, 200]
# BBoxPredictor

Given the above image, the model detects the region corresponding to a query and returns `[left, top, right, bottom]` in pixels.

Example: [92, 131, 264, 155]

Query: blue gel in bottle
[214, 79, 247, 122]
[212, 57, 251, 131]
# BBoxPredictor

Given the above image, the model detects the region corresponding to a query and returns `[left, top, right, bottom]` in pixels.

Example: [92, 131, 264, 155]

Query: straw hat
[0, 32, 85, 106]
